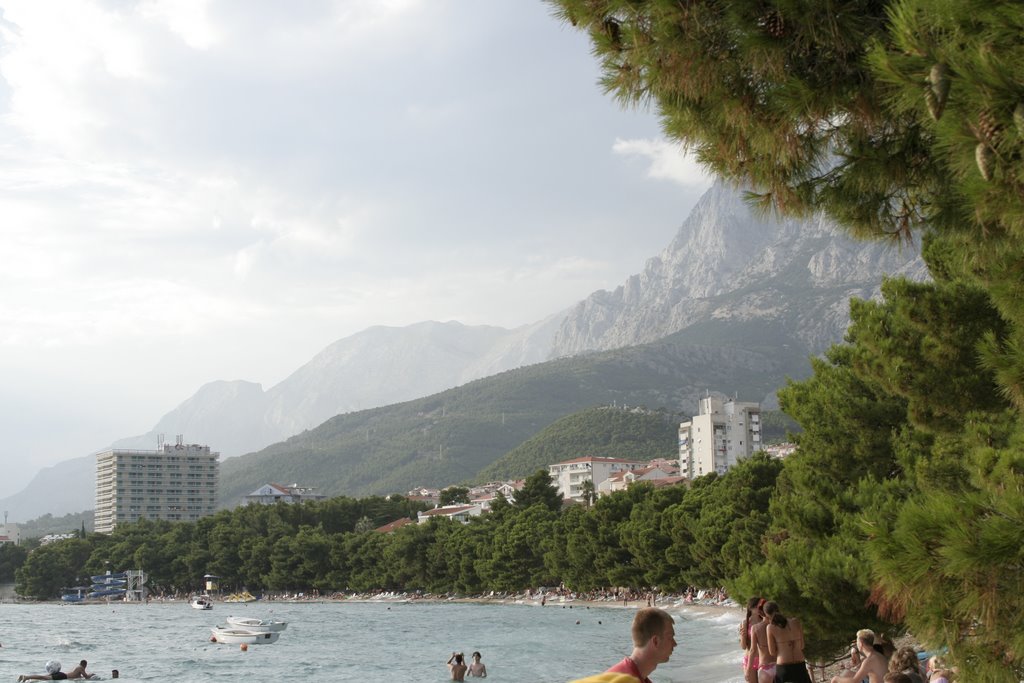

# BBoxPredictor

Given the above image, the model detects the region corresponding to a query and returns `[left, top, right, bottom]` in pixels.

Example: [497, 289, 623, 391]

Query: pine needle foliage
[548, 2, 1024, 676]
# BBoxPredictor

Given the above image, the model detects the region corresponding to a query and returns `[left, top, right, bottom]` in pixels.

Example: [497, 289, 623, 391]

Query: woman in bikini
[751, 600, 776, 683]
[764, 601, 813, 683]
[740, 597, 763, 683]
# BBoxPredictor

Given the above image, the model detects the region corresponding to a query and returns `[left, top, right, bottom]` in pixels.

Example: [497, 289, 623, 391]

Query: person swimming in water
[467, 651, 487, 677]
[447, 652, 468, 681]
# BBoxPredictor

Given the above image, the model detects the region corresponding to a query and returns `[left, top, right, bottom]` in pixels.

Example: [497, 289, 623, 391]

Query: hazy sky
[0, 0, 713, 498]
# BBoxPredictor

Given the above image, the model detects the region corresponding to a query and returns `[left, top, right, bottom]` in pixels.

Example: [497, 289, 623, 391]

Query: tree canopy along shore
[546, 0, 1024, 679]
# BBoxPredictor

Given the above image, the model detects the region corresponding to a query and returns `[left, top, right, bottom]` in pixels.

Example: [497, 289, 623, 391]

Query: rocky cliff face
[550, 180, 929, 358]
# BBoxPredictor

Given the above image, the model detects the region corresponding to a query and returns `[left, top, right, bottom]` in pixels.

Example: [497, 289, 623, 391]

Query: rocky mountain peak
[550, 180, 928, 357]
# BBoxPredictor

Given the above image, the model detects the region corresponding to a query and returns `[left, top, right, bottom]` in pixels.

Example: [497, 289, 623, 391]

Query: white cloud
[0, 1, 153, 150]
[612, 137, 713, 188]
[138, 0, 220, 50]
[0, 1, 714, 498]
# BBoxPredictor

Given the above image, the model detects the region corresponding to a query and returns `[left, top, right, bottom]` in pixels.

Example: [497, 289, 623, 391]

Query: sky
[0, 0, 713, 498]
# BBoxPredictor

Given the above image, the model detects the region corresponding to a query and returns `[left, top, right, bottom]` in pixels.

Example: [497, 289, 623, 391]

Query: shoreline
[8, 591, 742, 615]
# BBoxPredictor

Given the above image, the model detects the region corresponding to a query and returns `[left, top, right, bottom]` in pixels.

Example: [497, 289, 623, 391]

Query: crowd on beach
[564, 598, 954, 683]
[737, 597, 954, 683]
[116, 582, 738, 609]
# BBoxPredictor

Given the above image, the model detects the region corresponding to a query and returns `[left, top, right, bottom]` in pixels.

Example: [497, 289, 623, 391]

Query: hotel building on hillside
[678, 396, 761, 480]
[548, 456, 649, 503]
[94, 439, 219, 534]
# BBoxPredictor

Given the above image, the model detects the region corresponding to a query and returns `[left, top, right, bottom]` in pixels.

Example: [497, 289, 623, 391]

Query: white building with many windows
[679, 396, 761, 479]
[548, 456, 649, 503]
[95, 440, 219, 533]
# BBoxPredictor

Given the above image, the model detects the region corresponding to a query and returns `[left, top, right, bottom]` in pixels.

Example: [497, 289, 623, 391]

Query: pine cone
[1014, 102, 1024, 137]
[762, 11, 785, 38]
[978, 109, 1002, 143]
[976, 142, 995, 181]
[927, 63, 950, 121]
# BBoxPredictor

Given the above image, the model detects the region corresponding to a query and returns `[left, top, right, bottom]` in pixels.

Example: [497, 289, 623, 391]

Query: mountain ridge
[1, 180, 928, 520]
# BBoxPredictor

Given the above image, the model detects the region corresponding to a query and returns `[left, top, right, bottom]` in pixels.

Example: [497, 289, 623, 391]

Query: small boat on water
[226, 616, 287, 632]
[209, 626, 281, 645]
[190, 595, 213, 610]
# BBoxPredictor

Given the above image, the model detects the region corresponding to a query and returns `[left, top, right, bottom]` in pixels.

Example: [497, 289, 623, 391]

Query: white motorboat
[226, 615, 288, 632]
[190, 595, 213, 610]
[209, 626, 281, 645]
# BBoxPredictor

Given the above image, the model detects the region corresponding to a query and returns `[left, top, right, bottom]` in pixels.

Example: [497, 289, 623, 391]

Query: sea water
[0, 600, 745, 682]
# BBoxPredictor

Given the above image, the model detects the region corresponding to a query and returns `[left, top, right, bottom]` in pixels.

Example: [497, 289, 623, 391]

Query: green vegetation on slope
[18, 511, 93, 541]
[477, 405, 680, 481]
[219, 323, 811, 506]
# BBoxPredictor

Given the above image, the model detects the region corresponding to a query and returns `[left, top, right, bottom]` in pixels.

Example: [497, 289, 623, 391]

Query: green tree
[556, 505, 606, 590]
[866, 411, 1024, 682]
[15, 538, 93, 599]
[476, 505, 558, 591]
[545, 2, 1024, 252]
[579, 484, 652, 588]
[336, 531, 388, 592]
[0, 543, 28, 582]
[579, 479, 596, 507]
[353, 516, 375, 534]
[686, 454, 782, 587]
[617, 484, 687, 589]
[513, 470, 562, 512]
[439, 487, 471, 506]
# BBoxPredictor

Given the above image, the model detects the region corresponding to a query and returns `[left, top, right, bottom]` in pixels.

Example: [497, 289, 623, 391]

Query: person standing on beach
[740, 596, 764, 683]
[831, 630, 888, 683]
[751, 600, 775, 683]
[603, 607, 677, 683]
[764, 601, 813, 683]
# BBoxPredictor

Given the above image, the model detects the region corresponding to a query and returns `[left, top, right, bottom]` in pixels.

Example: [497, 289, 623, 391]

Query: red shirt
[607, 656, 652, 683]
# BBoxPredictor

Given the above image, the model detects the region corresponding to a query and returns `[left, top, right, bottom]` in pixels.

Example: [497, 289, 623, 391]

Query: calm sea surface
[0, 600, 744, 682]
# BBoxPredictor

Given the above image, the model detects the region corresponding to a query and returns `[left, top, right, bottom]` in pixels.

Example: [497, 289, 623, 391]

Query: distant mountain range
[217, 321, 810, 506]
[2, 180, 927, 521]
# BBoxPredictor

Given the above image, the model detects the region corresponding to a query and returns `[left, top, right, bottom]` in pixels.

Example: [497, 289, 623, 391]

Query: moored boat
[190, 595, 213, 610]
[226, 616, 287, 632]
[209, 626, 281, 644]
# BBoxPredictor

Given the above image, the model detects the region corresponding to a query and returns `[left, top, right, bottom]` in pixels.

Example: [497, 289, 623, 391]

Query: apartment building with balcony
[95, 439, 219, 533]
[678, 396, 761, 480]
[548, 456, 648, 503]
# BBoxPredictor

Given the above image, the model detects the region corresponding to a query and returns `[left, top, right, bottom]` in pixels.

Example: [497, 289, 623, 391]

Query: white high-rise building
[678, 396, 761, 479]
[95, 439, 219, 533]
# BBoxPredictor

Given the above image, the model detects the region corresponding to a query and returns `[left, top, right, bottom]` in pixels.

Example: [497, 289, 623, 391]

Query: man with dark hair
[605, 607, 678, 683]
[66, 661, 98, 680]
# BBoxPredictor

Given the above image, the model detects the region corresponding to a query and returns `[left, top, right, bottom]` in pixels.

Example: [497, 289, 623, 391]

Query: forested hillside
[219, 320, 810, 505]
[477, 406, 680, 481]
